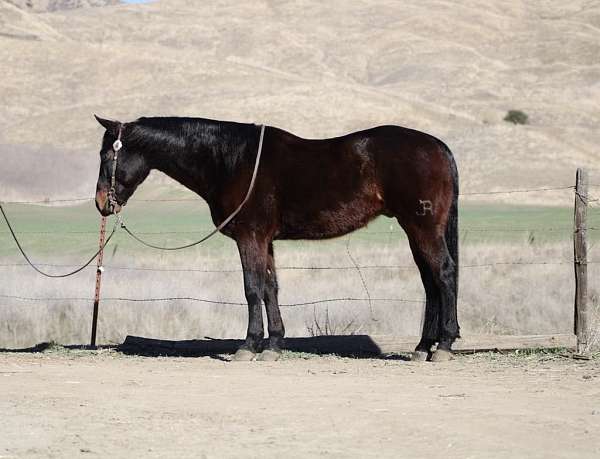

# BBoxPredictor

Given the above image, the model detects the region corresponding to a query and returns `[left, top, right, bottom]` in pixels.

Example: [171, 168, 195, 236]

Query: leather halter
[107, 125, 123, 213]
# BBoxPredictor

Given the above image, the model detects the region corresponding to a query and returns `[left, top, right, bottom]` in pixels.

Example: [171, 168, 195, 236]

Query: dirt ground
[1, 349, 599, 459]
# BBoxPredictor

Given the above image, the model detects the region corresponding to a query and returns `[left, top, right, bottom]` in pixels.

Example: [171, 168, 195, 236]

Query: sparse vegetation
[504, 109, 529, 125]
[306, 307, 360, 337]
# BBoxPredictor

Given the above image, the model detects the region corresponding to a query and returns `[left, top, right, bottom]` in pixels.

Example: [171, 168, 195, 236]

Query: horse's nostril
[95, 190, 109, 214]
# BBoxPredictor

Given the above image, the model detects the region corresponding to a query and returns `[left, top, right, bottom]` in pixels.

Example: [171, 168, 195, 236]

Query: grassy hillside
[1, 0, 599, 204]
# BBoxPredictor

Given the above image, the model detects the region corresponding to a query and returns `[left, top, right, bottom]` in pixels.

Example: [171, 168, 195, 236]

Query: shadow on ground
[0, 335, 411, 360]
[117, 335, 410, 360]
[0, 342, 117, 353]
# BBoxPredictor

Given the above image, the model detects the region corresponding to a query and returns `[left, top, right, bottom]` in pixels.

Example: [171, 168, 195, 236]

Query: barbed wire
[0, 259, 593, 274]
[0, 226, 586, 235]
[0, 230, 218, 235]
[0, 184, 579, 205]
[459, 185, 574, 196]
[0, 294, 422, 307]
[0, 183, 597, 312]
[0, 197, 94, 204]
[0, 197, 200, 204]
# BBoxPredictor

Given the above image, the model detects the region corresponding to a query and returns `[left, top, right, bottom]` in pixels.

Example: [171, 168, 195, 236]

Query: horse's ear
[94, 114, 121, 135]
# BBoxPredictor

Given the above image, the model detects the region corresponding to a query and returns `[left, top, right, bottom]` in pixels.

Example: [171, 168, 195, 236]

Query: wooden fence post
[574, 168, 589, 356]
[90, 216, 107, 348]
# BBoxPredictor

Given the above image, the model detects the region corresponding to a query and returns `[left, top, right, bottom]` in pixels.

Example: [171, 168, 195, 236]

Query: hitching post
[90, 216, 107, 348]
[574, 168, 589, 356]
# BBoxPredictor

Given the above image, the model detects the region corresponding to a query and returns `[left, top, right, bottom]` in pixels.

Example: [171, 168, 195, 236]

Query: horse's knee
[245, 290, 262, 305]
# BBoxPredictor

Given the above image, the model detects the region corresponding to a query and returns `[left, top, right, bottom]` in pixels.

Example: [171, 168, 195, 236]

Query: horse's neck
[143, 120, 253, 202]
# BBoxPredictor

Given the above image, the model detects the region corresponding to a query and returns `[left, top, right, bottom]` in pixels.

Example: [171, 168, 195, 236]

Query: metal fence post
[90, 216, 107, 348]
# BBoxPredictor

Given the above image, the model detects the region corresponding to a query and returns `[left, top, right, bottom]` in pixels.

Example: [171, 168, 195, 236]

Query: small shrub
[306, 307, 360, 336]
[504, 110, 529, 125]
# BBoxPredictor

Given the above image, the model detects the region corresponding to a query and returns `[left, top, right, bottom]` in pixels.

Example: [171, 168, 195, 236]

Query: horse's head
[94, 115, 150, 216]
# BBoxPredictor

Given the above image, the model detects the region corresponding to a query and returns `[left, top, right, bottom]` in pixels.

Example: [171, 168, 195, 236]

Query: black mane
[125, 117, 261, 175]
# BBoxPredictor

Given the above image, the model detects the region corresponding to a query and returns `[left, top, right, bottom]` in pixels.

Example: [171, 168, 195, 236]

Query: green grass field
[1, 198, 598, 260]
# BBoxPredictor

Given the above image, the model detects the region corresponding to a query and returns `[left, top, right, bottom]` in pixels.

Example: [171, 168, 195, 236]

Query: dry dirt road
[1, 349, 599, 458]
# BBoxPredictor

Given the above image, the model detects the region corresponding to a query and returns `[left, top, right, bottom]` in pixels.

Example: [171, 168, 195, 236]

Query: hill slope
[1, 0, 599, 203]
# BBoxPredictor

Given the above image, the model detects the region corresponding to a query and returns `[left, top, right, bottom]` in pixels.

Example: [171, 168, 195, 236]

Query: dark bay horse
[94, 115, 459, 362]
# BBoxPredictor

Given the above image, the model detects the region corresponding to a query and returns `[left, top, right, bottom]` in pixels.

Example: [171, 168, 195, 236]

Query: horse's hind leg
[409, 242, 440, 361]
[257, 243, 285, 361]
[433, 247, 459, 361]
[405, 227, 459, 361]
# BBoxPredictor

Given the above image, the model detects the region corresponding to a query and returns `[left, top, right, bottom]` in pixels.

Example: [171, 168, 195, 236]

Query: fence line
[0, 197, 198, 204]
[0, 184, 582, 205]
[459, 185, 574, 195]
[0, 259, 594, 273]
[0, 182, 598, 323]
[0, 294, 423, 307]
[0, 226, 589, 235]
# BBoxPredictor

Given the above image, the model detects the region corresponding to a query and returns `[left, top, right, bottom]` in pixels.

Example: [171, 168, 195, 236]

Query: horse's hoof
[257, 349, 282, 362]
[411, 350, 429, 362]
[431, 349, 454, 362]
[232, 349, 256, 362]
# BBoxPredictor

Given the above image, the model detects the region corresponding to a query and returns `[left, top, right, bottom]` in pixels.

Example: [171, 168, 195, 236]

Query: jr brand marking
[416, 200, 433, 216]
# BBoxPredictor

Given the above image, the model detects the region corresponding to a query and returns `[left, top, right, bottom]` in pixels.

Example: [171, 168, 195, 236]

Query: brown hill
[6, 0, 118, 12]
[1, 0, 599, 203]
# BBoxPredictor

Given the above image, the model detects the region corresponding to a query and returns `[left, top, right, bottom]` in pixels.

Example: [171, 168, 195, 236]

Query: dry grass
[2, 1, 600, 206]
[1, 235, 598, 350]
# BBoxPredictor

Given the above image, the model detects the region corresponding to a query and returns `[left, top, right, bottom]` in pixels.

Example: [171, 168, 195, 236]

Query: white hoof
[431, 349, 454, 362]
[411, 350, 429, 362]
[232, 349, 256, 362]
[257, 349, 282, 361]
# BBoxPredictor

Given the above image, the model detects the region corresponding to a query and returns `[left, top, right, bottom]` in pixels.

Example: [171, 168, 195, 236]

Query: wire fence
[2, 226, 600, 235]
[0, 184, 588, 205]
[0, 260, 593, 272]
[0, 293, 422, 307]
[0, 182, 598, 316]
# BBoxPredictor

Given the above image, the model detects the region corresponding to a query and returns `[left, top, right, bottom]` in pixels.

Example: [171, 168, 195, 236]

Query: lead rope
[0, 129, 125, 278]
[0, 203, 119, 278]
[119, 124, 266, 251]
[0, 124, 265, 275]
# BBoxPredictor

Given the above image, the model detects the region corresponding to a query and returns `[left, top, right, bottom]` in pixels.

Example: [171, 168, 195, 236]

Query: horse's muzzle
[95, 190, 121, 216]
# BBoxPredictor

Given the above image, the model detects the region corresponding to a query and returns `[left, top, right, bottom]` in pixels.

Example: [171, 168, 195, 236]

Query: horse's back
[266, 125, 455, 240]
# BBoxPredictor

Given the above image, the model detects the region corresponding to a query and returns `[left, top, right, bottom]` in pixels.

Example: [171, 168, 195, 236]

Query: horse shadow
[117, 335, 411, 361]
[0, 335, 411, 361]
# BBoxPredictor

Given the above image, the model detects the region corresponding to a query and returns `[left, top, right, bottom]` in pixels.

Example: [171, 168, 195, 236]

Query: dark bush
[504, 110, 529, 125]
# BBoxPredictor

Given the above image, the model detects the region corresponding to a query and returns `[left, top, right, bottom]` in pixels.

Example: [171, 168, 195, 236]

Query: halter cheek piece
[107, 125, 123, 213]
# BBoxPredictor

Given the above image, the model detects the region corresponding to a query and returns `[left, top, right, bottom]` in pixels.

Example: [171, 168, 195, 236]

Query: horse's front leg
[232, 236, 268, 361]
[256, 242, 285, 361]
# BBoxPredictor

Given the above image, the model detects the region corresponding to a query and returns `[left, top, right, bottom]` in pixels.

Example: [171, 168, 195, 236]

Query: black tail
[445, 149, 459, 304]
